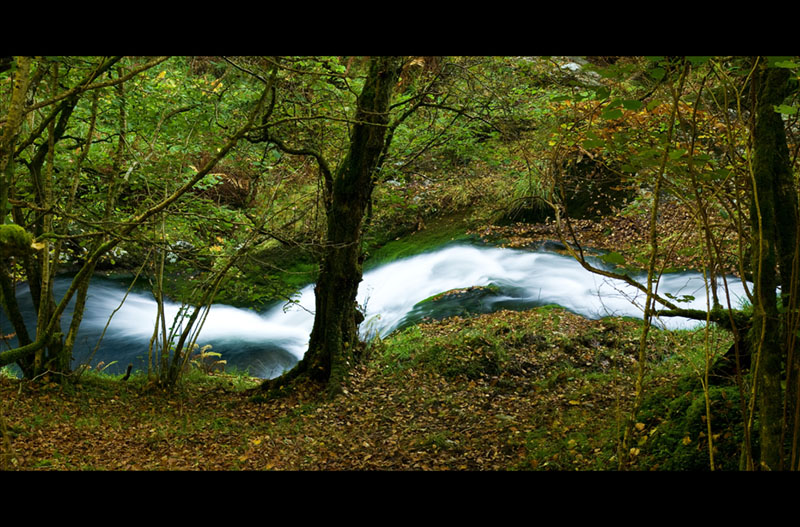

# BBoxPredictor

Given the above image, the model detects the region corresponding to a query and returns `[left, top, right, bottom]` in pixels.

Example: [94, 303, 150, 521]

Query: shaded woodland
[2, 56, 800, 470]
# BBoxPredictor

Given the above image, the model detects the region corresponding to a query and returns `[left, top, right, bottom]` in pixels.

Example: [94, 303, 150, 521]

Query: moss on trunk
[750, 61, 795, 470]
[263, 57, 403, 396]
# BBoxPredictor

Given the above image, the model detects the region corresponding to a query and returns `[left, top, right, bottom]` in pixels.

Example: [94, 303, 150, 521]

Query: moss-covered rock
[494, 152, 634, 225]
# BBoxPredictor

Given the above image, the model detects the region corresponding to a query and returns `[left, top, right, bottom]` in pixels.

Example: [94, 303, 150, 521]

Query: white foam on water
[80, 282, 313, 360]
[352, 245, 749, 334]
[6, 243, 751, 376]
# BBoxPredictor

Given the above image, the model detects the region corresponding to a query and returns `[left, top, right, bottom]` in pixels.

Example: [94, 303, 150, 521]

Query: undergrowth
[1, 304, 739, 470]
[374, 306, 735, 470]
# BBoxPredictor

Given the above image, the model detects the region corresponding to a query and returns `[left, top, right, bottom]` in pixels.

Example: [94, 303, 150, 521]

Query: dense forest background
[2, 56, 800, 471]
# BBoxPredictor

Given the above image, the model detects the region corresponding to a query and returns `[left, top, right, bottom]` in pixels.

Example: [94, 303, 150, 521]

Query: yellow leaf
[157, 70, 166, 79]
[682, 436, 692, 445]
[635, 422, 645, 431]
[568, 400, 580, 406]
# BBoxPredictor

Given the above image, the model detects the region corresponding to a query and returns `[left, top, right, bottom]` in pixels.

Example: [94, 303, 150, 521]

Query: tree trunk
[267, 56, 402, 396]
[0, 56, 31, 223]
[749, 60, 796, 470]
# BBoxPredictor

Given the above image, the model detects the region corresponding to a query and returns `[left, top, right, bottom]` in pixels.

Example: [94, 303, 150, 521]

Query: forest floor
[0, 305, 730, 471]
[0, 202, 742, 471]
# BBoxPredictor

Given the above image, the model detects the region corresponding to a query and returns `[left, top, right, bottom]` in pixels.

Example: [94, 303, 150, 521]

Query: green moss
[417, 284, 501, 305]
[637, 379, 747, 471]
[363, 212, 477, 270]
[0, 224, 32, 257]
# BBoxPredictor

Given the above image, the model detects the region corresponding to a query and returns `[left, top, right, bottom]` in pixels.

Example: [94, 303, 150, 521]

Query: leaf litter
[0, 302, 723, 470]
[0, 203, 732, 470]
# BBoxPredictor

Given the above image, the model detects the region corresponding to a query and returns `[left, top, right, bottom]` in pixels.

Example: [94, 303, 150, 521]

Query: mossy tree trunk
[0, 57, 31, 223]
[264, 56, 403, 396]
[0, 59, 34, 371]
[749, 59, 799, 470]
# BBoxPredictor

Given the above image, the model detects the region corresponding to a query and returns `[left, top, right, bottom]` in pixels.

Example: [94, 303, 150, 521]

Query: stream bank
[0, 301, 736, 470]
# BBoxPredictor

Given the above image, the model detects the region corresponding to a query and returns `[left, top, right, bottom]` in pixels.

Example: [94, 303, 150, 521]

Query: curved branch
[656, 306, 751, 331]
[0, 83, 271, 369]
[553, 204, 681, 312]
[257, 131, 334, 200]
[24, 56, 167, 114]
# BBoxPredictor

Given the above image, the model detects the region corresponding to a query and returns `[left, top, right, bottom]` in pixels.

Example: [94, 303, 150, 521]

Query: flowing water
[0, 242, 749, 379]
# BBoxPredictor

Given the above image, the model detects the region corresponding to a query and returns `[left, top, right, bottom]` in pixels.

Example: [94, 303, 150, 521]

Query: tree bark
[749, 60, 795, 470]
[266, 56, 402, 396]
[0, 56, 31, 223]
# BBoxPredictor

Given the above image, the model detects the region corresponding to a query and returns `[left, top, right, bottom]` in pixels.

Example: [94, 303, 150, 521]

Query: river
[0, 241, 749, 379]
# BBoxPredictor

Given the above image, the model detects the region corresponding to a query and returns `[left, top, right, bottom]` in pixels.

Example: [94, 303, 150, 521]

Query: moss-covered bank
[0, 304, 737, 470]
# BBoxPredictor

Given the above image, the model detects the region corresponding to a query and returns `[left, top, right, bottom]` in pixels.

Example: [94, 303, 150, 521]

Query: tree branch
[0, 82, 271, 369]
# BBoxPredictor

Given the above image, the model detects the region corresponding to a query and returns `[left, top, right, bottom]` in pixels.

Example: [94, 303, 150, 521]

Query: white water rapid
[2, 243, 749, 378]
[356, 244, 749, 334]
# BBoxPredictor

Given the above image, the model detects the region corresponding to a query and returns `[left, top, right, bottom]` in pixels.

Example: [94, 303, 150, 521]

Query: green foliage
[187, 344, 226, 374]
[0, 365, 18, 380]
[774, 104, 798, 115]
[375, 324, 423, 373]
[600, 251, 626, 266]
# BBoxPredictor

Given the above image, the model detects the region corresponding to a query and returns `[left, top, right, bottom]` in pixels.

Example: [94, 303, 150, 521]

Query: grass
[371, 307, 736, 470]
[0, 300, 741, 470]
[363, 211, 478, 271]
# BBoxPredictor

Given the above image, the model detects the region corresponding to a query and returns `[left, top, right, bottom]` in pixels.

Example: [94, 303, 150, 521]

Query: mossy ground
[363, 211, 479, 271]
[0, 304, 736, 470]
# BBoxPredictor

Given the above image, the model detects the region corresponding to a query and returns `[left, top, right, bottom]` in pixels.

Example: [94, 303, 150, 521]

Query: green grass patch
[374, 304, 742, 470]
[364, 212, 478, 270]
